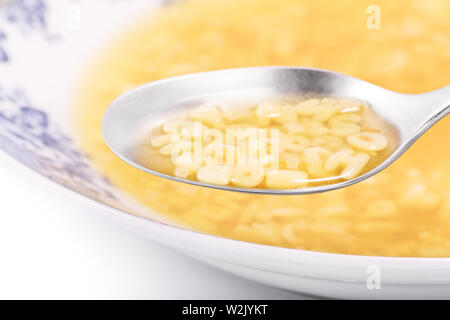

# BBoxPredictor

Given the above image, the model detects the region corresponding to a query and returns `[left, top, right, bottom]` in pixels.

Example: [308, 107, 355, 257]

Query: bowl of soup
[1, 0, 449, 299]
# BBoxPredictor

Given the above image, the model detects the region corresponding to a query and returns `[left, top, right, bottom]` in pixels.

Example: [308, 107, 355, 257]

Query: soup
[140, 97, 397, 189]
[74, 0, 450, 257]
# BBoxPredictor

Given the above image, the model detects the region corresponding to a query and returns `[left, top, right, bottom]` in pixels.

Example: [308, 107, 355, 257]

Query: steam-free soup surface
[75, 0, 450, 257]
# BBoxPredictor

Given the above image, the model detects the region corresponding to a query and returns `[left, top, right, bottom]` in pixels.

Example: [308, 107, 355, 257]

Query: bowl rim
[3, 147, 449, 270]
[4, 148, 450, 289]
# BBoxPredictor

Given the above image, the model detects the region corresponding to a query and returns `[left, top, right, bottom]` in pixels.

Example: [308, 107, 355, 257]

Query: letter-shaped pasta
[328, 114, 361, 136]
[347, 132, 388, 152]
[299, 118, 329, 136]
[265, 170, 308, 188]
[303, 146, 332, 177]
[255, 102, 281, 126]
[174, 167, 190, 178]
[273, 105, 298, 124]
[281, 152, 302, 170]
[197, 164, 233, 185]
[341, 153, 370, 179]
[188, 104, 224, 129]
[294, 99, 321, 115]
[230, 164, 265, 188]
[324, 148, 354, 171]
[325, 148, 370, 179]
[203, 141, 224, 165]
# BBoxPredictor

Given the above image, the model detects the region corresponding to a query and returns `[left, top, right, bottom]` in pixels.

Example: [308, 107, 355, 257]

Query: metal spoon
[102, 67, 449, 195]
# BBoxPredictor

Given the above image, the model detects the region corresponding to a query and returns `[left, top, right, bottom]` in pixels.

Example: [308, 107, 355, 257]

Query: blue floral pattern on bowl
[0, 30, 7, 62]
[4, 0, 48, 33]
[0, 0, 58, 63]
[0, 0, 162, 209]
[0, 86, 119, 205]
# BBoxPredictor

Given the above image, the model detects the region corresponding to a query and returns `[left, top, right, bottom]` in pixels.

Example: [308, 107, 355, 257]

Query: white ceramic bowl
[1, 0, 449, 299]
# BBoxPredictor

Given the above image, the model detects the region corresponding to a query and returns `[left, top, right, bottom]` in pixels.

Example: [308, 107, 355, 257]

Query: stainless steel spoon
[102, 67, 449, 195]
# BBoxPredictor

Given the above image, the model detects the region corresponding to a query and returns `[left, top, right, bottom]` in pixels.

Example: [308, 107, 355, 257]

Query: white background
[0, 151, 306, 299]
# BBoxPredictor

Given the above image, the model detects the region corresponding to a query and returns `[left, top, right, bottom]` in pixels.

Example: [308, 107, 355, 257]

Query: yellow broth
[74, 0, 450, 257]
[140, 98, 398, 189]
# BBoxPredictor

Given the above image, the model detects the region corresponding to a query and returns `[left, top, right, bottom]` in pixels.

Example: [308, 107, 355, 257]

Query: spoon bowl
[102, 67, 449, 195]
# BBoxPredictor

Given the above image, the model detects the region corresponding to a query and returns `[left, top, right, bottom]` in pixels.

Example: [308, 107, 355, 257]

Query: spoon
[102, 66, 449, 195]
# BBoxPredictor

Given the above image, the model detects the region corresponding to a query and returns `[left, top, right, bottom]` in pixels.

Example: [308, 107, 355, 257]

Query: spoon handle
[406, 85, 450, 138]
[418, 85, 450, 120]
